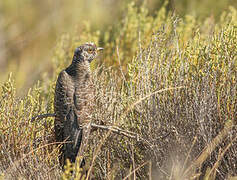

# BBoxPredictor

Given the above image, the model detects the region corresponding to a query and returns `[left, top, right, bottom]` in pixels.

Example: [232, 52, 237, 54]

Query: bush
[0, 2, 236, 179]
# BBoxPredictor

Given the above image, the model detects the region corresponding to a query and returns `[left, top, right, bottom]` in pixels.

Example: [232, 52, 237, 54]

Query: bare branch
[31, 113, 56, 122]
[30, 113, 155, 145]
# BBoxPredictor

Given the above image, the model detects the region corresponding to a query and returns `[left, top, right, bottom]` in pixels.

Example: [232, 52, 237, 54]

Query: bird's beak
[97, 47, 104, 52]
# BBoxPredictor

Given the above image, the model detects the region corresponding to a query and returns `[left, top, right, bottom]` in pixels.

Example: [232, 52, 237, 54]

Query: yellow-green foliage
[0, 2, 236, 179]
[51, 2, 170, 70]
[0, 74, 59, 178]
[1, 0, 236, 90]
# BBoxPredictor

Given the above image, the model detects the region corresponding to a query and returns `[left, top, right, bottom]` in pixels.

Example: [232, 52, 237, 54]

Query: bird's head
[73, 42, 103, 63]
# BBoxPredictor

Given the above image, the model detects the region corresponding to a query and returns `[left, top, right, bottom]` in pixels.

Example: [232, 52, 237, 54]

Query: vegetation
[0, 1, 237, 179]
[0, 0, 236, 90]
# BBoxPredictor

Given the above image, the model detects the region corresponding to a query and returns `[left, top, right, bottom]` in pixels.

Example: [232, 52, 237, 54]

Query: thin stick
[91, 124, 136, 138]
[30, 113, 152, 144]
[182, 136, 198, 172]
[124, 86, 185, 115]
[184, 121, 233, 177]
[207, 135, 237, 178]
[31, 113, 55, 122]
[122, 161, 149, 180]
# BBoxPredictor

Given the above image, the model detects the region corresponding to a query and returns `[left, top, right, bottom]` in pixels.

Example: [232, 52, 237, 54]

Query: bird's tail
[76, 122, 92, 167]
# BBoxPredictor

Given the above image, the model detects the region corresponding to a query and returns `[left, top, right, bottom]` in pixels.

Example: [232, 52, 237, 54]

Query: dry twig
[30, 113, 154, 144]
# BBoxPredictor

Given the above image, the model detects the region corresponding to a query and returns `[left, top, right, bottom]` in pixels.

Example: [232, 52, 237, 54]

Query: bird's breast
[72, 78, 94, 125]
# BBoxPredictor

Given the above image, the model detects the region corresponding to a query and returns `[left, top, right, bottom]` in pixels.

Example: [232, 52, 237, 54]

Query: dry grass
[0, 3, 237, 180]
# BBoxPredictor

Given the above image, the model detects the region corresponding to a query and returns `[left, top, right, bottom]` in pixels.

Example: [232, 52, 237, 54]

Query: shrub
[0, 2, 236, 179]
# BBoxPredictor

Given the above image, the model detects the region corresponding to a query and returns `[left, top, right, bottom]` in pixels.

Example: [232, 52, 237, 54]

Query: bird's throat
[67, 60, 91, 79]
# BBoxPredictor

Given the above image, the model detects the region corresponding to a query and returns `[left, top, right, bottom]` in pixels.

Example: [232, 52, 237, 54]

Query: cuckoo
[54, 43, 103, 168]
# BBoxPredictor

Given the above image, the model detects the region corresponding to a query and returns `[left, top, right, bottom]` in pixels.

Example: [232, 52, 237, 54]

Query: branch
[93, 124, 153, 146]
[31, 113, 55, 122]
[30, 113, 153, 145]
[91, 124, 137, 139]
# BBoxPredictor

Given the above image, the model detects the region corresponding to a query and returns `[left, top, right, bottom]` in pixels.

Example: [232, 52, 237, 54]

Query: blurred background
[0, 0, 236, 92]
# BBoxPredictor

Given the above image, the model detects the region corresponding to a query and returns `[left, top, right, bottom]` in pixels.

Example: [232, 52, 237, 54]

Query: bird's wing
[54, 70, 74, 143]
[74, 78, 95, 167]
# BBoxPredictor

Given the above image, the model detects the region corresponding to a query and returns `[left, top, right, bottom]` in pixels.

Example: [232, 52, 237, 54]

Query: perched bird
[54, 43, 103, 168]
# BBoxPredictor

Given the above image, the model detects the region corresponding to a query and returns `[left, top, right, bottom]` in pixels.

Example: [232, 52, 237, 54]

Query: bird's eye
[87, 49, 93, 53]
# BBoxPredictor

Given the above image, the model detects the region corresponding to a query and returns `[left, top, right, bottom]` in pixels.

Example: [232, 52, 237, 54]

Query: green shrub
[0, 2, 236, 179]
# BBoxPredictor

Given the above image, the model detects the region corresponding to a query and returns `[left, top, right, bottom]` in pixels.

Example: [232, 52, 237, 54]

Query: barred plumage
[54, 43, 103, 168]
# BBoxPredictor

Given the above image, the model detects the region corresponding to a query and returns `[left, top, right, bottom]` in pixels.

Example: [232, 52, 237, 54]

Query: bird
[54, 42, 103, 169]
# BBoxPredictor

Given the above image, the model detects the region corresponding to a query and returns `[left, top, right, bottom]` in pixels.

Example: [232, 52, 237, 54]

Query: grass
[0, 2, 236, 179]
